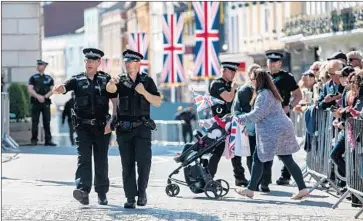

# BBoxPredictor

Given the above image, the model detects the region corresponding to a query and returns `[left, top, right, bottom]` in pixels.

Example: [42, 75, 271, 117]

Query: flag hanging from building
[127, 32, 149, 73]
[192, 2, 221, 79]
[160, 13, 185, 86]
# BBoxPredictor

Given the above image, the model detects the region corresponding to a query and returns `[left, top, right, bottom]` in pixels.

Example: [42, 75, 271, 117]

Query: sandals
[234, 188, 254, 199]
[291, 189, 309, 200]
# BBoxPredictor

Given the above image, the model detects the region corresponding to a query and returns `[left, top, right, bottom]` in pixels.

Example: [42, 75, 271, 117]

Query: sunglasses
[313, 68, 319, 72]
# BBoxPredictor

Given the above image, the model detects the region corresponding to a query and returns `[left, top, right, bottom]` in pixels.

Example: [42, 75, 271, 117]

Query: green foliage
[19, 84, 31, 117]
[7, 83, 28, 120]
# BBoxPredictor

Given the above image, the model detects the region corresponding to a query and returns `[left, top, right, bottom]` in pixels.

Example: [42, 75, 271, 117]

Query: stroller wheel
[215, 179, 230, 197]
[204, 180, 222, 199]
[165, 184, 180, 197]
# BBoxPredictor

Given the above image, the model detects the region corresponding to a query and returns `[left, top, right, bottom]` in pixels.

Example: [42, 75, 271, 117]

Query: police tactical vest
[73, 72, 109, 118]
[117, 72, 150, 118]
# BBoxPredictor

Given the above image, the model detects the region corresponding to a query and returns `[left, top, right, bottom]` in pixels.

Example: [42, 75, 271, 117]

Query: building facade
[1, 2, 42, 84]
[100, 3, 127, 77]
[221, 1, 297, 74]
[282, 2, 363, 75]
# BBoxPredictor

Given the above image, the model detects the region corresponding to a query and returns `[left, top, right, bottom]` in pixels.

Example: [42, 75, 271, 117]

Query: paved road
[2, 143, 362, 221]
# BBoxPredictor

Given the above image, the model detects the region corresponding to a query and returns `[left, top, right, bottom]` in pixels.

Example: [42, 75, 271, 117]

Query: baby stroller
[165, 112, 232, 199]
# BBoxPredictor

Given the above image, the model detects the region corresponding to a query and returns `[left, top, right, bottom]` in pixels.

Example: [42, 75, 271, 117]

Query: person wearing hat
[265, 51, 302, 186]
[327, 51, 348, 65]
[106, 49, 162, 209]
[28, 59, 56, 146]
[53, 48, 117, 206]
[207, 61, 249, 188]
[347, 51, 362, 69]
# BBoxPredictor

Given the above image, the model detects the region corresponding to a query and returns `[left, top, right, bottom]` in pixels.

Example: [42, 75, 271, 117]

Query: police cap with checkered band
[83, 48, 104, 60]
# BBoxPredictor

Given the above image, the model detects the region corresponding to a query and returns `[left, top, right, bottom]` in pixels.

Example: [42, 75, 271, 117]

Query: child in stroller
[165, 114, 233, 199]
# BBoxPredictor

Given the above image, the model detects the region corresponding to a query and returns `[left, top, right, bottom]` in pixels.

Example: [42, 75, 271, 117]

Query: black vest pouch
[118, 96, 129, 114]
[139, 96, 150, 115]
[95, 95, 108, 106]
[76, 96, 89, 108]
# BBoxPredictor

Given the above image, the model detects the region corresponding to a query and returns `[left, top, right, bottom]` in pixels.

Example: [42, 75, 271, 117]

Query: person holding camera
[106, 49, 162, 209]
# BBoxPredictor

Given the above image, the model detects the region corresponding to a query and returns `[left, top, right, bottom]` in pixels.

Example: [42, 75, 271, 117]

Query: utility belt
[71, 109, 109, 128]
[111, 116, 156, 132]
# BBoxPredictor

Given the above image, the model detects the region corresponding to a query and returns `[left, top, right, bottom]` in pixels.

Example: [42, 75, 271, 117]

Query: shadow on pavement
[3, 145, 184, 157]
[189, 196, 334, 208]
[105, 205, 222, 221]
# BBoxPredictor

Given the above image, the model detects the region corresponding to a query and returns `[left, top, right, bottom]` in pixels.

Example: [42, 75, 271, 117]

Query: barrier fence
[332, 118, 363, 219]
[1, 92, 19, 151]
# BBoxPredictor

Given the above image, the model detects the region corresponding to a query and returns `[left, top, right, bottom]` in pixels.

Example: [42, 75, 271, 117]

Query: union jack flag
[128, 32, 149, 73]
[192, 2, 221, 79]
[225, 116, 238, 159]
[192, 91, 224, 112]
[160, 13, 185, 85]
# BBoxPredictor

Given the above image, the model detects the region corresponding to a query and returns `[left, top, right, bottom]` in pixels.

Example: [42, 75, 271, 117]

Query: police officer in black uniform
[208, 61, 249, 187]
[265, 51, 302, 186]
[106, 49, 162, 209]
[28, 60, 56, 146]
[53, 48, 117, 205]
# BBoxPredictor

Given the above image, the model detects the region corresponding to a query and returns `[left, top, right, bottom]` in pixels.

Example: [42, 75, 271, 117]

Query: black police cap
[265, 51, 283, 61]
[221, 62, 240, 72]
[83, 48, 104, 60]
[37, 59, 48, 65]
[122, 49, 143, 62]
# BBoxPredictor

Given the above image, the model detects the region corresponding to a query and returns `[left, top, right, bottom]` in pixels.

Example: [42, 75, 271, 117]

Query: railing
[283, 6, 363, 37]
[1, 92, 19, 151]
[152, 120, 185, 146]
[332, 118, 363, 219]
[299, 109, 340, 193]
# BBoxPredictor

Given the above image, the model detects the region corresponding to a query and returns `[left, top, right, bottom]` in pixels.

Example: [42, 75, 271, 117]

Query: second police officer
[28, 59, 56, 146]
[53, 48, 117, 205]
[208, 61, 249, 187]
[265, 51, 302, 186]
[106, 49, 162, 209]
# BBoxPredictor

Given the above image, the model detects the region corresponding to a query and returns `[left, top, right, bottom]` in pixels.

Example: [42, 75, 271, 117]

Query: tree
[7, 83, 28, 121]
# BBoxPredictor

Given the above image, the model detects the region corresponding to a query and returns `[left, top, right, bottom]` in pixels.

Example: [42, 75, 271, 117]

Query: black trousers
[31, 103, 52, 143]
[116, 125, 152, 200]
[248, 135, 272, 186]
[208, 141, 246, 180]
[182, 125, 193, 143]
[67, 120, 75, 145]
[75, 124, 111, 194]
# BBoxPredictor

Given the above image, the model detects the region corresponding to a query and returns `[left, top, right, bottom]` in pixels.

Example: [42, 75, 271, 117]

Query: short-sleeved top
[63, 71, 117, 120]
[28, 73, 54, 104]
[271, 70, 299, 106]
[209, 77, 234, 117]
[115, 72, 160, 121]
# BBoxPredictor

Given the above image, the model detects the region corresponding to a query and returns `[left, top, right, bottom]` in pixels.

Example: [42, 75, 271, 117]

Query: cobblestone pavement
[2, 145, 362, 221]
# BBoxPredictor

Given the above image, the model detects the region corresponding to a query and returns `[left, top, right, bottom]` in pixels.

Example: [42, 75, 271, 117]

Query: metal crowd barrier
[301, 109, 340, 193]
[290, 111, 307, 139]
[1, 92, 19, 151]
[332, 118, 363, 219]
[151, 120, 184, 146]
